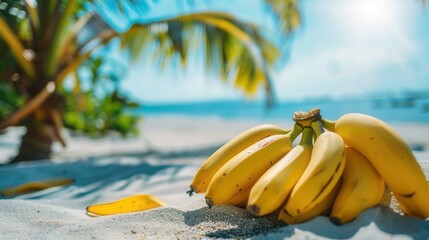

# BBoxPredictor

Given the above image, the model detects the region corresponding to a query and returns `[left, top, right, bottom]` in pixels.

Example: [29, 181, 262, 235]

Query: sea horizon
[135, 91, 429, 123]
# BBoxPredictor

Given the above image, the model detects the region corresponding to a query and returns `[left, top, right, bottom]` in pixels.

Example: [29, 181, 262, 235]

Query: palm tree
[0, 0, 301, 163]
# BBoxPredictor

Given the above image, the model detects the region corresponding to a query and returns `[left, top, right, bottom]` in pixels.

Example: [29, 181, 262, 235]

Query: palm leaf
[44, 0, 78, 76]
[264, 0, 301, 35]
[120, 12, 279, 103]
[0, 17, 35, 78]
[0, 81, 55, 129]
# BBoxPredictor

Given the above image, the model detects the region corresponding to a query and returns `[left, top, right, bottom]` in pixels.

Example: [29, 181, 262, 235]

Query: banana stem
[321, 118, 336, 132]
[287, 123, 303, 142]
[293, 108, 321, 128]
[299, 127, 314, 147]
[310, 120, 325, 138]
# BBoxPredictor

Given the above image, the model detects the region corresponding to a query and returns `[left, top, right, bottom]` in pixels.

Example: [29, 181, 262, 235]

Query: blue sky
[114, 0, 429, 103]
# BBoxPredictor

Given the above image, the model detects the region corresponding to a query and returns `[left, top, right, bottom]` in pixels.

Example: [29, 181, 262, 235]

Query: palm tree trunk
[10, 94, 65, 163]
[10, 116, 56, 163]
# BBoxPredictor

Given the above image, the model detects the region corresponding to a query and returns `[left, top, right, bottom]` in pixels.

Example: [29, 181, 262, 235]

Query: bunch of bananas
[187, 108, 429, 225]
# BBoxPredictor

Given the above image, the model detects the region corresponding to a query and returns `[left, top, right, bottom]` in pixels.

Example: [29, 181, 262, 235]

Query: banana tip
[247, 205, 261, 216]
[186, 189, 194, 197]
[186, 185, 198, 197]
[205, 197, 213, 209]
[329, 217, 343, 226]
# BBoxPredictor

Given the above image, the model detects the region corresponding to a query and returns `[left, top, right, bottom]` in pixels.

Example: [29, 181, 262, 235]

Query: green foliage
[60, 56, 140, 137]
[0, 82, 24, 121]
[62, 89, 140, 137]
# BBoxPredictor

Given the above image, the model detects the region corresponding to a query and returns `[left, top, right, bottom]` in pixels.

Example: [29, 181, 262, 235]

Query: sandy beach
[0, 116, 428, 239]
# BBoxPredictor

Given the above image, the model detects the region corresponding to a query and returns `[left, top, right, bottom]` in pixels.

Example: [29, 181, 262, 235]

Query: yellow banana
[247, 127, 314, 216]
[86, 194, 164, 216]
[328, 113, 429, 218]
[187, 124, 288, 195]
[224, 186, 252, 208]
[205, 124, 302, 207]
[279, 178, 342, 224]
[284, 128, 346, 216]
[330, 147, 385, 225]
[1, 178, 74, 196]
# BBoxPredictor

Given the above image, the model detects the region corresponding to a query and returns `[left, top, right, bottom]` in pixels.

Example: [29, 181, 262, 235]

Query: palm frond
[118, 0, 151, 18]
[75, 13, 113, 49]
[59, 12, 93, 59]
[45, 0, 78, 76]
[0, 17, 35, 78]
[120, 12, 279, 102]
[264, 0, 301, 35]
[24, 0, 39, 30]
[0, 81, 55, 129]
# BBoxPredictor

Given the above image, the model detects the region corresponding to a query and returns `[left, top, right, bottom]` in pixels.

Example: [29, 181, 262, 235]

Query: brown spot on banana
[258, 140, 274, 148]
[349, 180, 358, 190]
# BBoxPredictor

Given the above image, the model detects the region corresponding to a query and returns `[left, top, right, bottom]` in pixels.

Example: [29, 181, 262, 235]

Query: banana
[284, 126, 346, 217]
[330, 147, 385, 225]
[1, 178, 74, 196]
[205, 124, 302, 207]
[86, 194, 164, 216]
[247, 127, 314, 216]
[187, 124, 288, 196]
[329, 113, 429, 218]
[279, 178, 342, 224]
[224, 186, 252, 208]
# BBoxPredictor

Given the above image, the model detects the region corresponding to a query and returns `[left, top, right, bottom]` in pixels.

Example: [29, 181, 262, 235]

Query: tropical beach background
[1, 0, 429, 239]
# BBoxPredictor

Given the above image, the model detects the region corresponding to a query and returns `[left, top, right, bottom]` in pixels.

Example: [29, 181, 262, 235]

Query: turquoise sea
[138, 94, 429, 123]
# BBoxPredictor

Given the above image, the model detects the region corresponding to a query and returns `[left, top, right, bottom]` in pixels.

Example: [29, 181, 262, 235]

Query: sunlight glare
[347, 0, 399, 34]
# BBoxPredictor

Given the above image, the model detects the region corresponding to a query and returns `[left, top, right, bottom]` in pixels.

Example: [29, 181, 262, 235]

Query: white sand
[0, 116, 428, 239]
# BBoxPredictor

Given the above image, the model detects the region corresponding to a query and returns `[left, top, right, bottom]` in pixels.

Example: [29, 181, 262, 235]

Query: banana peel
[1, 178, 75, 197]
[86, 194, 164, 216]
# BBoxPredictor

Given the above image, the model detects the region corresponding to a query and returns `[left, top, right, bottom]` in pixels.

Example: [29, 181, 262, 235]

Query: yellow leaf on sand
[1, 178, 74, 197]
[86, 194, 164, 216]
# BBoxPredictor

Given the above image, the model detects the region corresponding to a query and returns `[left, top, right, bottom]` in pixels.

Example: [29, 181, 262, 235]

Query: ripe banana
[330, 147, 385, 225]
[187, 124, 288, 195]
[279, 178, 342, 224]
[1, 178, 74, 196]
[86, 194, 164, 216]
[205, 124, 302, 207]
[224, 186, 251, 208]
[330, 113, 429, 218]
[284, 127, 346, 216]
[247, 127, 314, 216]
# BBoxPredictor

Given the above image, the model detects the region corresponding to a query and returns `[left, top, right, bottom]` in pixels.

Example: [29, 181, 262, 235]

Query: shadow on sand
[0, 144, 222, 200]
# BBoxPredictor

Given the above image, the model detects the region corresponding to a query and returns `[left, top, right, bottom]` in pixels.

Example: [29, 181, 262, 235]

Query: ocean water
[138, 96, 429, 123]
